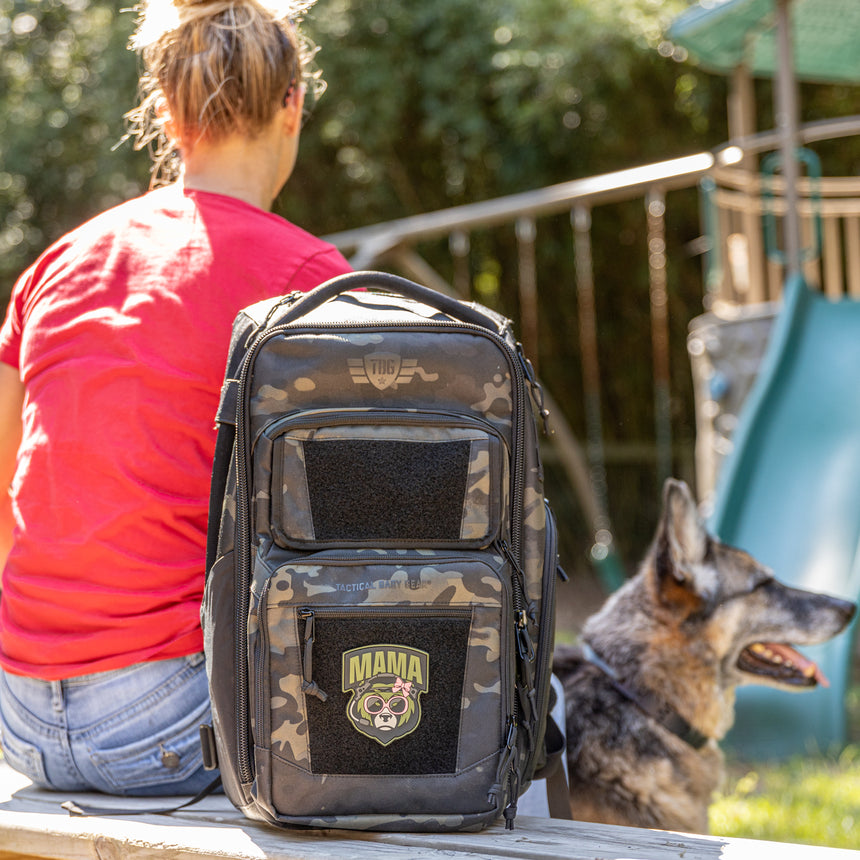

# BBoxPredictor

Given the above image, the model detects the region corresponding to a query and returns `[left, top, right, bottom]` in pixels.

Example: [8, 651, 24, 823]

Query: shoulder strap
[539, 713, 572, 820]
[205, 420, 235, 578]
[61, 775, 222, 818]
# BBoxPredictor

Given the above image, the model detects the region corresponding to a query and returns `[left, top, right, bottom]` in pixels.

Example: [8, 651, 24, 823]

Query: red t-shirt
[0, 184, 351, 679]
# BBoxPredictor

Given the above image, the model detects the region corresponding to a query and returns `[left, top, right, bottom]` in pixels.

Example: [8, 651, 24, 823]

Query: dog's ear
[653, 479, 709, 606]
[663, 479, 707, 567]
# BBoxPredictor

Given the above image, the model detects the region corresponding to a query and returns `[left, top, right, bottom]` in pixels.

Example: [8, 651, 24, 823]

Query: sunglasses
[363, 695, 409, 716]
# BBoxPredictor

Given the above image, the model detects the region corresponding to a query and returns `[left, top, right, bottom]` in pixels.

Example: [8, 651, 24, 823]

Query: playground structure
[672, 0, 860, 758]
[325, 1, 860, 759]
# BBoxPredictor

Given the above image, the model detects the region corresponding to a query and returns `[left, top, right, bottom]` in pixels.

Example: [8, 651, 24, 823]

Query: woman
[0, 0, 351, 795]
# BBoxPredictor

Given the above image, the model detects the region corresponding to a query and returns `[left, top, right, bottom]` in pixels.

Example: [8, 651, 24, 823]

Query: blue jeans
[0, 652, 217, 795]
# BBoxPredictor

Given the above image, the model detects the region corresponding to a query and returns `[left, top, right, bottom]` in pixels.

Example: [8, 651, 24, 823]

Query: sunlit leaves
[284, 0, 714, 235]
[0, 1, 145, 299]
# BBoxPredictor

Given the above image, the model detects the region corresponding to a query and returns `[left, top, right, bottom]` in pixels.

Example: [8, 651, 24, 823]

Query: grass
[709, 683, 860, 848]
[710, 746, 860, 848]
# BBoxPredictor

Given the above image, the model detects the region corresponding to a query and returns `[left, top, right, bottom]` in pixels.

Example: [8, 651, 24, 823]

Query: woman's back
[1, 184, 349, 679]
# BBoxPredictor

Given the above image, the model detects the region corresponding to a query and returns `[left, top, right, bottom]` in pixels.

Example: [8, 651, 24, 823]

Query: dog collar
[581, 642, 710, 750]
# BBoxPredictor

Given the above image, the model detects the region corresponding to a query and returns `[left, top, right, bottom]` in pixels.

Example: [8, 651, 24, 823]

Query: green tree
[0, 0, 731, 568]
[287, 0, 723, 234]
[0, 0, 144, 295]
[3, 0, 859, 571]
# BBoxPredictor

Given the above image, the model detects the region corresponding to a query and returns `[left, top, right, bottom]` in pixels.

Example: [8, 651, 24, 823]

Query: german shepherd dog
[554, 479, 856, 833]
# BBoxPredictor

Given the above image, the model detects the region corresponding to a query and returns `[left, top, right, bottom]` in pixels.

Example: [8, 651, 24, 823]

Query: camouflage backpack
[200, 271, 565, 832]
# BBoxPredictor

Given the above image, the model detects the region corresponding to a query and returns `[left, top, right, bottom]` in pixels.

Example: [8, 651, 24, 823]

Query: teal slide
[708, 274, 860, 760]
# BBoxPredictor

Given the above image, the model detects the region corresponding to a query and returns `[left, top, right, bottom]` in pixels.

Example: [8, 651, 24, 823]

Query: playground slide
[708, 274, 860, 760]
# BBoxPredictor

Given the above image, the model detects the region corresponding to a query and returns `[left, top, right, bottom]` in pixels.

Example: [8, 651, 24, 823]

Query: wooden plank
[845, 216, 860, 298]
[801, 214, 822, 289]
[360, 818, 860, 860]
[6, 801, 860, 860]
[0, 812, 495, 860]
[823, 216, 844, 299]
[741, 207, 767, 303]
[716, 203, 734, 302]
[0, 853, 62, 860]
[709, 168, 860, 307]
[766, 256, 784, 301]
[3, 763, 860, 860]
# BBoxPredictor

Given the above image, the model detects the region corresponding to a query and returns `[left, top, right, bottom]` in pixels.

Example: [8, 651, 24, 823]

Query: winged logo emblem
[348, 352, 439, 390]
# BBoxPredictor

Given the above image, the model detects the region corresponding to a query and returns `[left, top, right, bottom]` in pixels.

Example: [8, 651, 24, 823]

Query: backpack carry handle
[279, 271, 501, 330]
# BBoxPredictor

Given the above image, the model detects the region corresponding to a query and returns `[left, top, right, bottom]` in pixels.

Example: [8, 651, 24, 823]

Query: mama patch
[342, 645, 429, 746]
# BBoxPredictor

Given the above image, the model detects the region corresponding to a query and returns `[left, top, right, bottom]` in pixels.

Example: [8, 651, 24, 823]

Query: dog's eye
[717, 573, 774, 606]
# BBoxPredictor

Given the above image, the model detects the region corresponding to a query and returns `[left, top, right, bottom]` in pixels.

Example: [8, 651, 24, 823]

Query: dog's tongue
[766, 643, 829, 687]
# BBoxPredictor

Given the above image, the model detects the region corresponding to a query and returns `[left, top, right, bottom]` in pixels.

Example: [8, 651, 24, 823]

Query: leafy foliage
[284, 3, 730, 568]
[287, 0, 724, 234]
[0, 0, 726, 315]
[0, 0, 146, 294]
[0, 0, 729, 567]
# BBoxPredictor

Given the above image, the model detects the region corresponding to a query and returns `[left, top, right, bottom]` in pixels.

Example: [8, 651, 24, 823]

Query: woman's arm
[0, 362, 24, 569]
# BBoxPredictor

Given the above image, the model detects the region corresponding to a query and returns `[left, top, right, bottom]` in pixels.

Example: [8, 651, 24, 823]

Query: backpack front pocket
[250, 550, 512, 819]
[259, 409, 508, 550]
[298, 605, 472, 775]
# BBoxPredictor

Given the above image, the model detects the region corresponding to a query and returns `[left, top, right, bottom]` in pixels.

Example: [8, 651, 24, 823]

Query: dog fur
[554, 478, 856, 833]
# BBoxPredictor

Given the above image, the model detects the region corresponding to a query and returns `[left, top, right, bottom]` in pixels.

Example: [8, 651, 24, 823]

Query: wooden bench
[2, 762, 858, 860]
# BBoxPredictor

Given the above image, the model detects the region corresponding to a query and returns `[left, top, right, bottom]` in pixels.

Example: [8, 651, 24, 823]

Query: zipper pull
[495, 720, 521, 831]
[503, 763, 521, 830]
[300, 609, 329, 702]
[516, 609, 536, 663]
[498, 540, 537, 624]
[243, 292, 304, 348]
[488, 720, 519, 807]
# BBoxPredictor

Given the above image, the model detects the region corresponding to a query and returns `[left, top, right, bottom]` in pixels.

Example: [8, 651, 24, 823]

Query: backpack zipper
[234, 339, 257, 785]
[263, 406, 506, 437]
[530, 503, 560, 759]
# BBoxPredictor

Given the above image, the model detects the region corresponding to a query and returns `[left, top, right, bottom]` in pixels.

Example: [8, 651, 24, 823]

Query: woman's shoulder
[11, 190, 157, 285]
[185, 188, 351, 274]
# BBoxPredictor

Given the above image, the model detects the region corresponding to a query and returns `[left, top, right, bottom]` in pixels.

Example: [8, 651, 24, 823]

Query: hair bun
[171, 0, 235, 13]
[132, 1, 271, 51]
[171, 0, 313, 13]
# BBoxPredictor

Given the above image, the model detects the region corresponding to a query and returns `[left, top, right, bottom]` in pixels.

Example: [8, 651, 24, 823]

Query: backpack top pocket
[260, 408, 508, 550]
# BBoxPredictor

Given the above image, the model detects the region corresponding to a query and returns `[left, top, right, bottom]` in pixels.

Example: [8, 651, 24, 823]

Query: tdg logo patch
[342, 645, 429, 746]
[348, 353, 439, 390]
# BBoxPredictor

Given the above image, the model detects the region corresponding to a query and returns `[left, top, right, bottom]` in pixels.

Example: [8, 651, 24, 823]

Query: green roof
[668, 0, 860, 84]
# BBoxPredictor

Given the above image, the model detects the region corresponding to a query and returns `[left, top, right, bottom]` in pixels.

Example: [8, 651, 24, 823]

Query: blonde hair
[125, 0, 321, 183]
